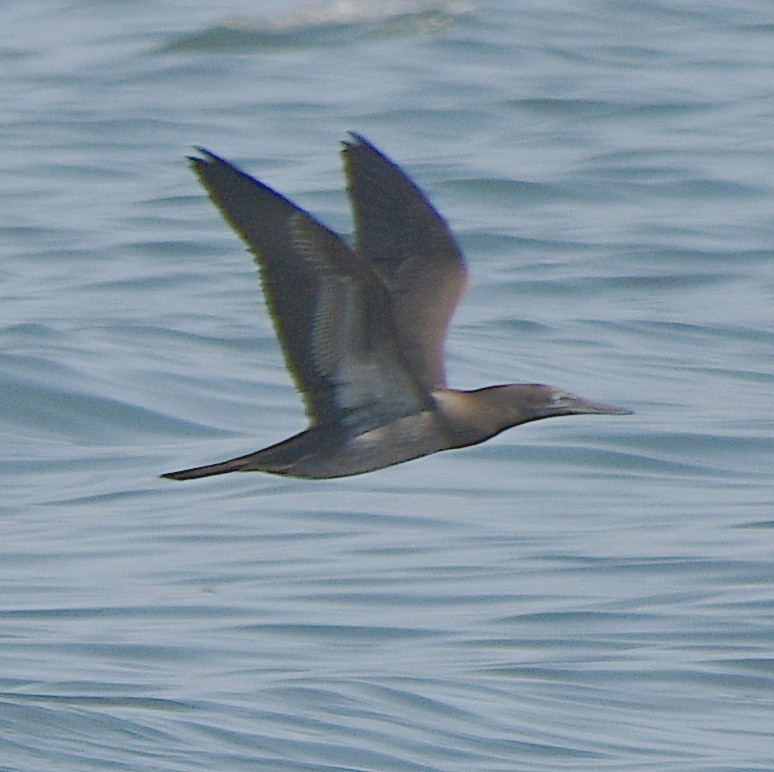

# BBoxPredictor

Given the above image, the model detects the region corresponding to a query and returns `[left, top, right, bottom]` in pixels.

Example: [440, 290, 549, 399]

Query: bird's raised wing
[189, 150, 432, 433]
[342, 134, 468, 391]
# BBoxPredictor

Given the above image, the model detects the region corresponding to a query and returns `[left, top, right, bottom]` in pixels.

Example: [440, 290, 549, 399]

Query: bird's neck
[432, 386, 538, 448]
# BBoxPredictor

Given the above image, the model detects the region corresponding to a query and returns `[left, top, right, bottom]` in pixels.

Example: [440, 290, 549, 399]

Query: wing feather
[342, 134, 468, 390]
[189, 150, 431, 431]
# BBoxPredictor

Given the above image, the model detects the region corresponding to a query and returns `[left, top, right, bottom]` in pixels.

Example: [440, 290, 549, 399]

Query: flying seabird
[163, 134, 630, 481]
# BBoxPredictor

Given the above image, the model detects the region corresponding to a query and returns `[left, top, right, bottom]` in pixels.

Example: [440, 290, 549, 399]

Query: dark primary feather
[342, 133, 468, 391]
[189, 149, 431, 433]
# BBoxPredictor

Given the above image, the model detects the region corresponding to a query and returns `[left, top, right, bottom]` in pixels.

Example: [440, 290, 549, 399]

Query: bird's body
[163, 135, 630, 481]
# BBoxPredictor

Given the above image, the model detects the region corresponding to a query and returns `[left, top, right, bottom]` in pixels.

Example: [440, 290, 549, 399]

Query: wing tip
[188, 147, 253, 178]
[342, 131, 377, 155]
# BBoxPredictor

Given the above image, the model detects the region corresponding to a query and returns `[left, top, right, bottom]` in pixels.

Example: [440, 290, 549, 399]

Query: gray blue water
[2, 0, 774, 768]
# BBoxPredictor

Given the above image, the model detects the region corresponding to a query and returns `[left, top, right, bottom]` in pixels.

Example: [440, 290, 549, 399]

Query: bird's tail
[161, 427, 323, 481]
[161, 454, 257, 480]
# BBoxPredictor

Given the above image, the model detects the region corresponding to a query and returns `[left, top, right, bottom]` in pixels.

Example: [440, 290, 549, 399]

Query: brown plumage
[163, 134, 630, 481]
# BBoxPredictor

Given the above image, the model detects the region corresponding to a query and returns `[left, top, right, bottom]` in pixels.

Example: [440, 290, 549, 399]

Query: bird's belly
[289, 411, 448, 479]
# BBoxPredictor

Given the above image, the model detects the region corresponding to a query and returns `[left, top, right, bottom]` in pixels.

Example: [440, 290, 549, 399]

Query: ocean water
[2, 0, 774, 768]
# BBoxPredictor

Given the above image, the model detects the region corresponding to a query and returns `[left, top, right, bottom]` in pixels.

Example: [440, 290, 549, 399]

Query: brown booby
[163, 134, 630, 481]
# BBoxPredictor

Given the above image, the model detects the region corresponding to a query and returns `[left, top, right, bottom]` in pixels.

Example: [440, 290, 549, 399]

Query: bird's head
[525, 385, 633, 421]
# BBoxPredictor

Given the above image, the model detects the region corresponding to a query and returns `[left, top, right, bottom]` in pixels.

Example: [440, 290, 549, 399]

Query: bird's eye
[551, 391, 574, 407]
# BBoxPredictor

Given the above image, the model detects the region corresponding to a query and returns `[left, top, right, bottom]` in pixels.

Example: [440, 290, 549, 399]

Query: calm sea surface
[2, 0, 774, 768]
